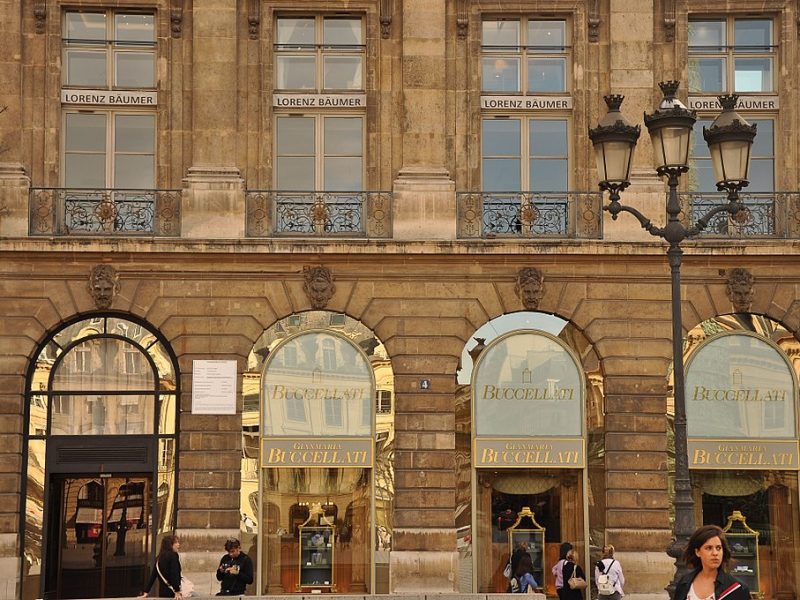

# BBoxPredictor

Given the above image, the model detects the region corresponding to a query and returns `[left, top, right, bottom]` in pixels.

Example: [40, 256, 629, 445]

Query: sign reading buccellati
[474, 438, 585, 468]
[688, 440, 799, 470]
[686, 332, 799, 469]
[472, 330, 585, 467]
[261, 438, 373, 468]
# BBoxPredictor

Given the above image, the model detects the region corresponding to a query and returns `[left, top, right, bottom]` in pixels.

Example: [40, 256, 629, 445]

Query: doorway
[44, 475, 152, 599]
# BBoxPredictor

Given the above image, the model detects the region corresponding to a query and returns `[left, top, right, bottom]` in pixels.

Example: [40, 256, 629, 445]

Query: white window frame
[480, 116, 570, 192]
[62, 10, 157, 90]
[61, 109, 156, 189]
[273, 113, 365, 191]
[688, 17, 775, 94]
[274, 15, 365, 93]
[481, 17, 570, 94]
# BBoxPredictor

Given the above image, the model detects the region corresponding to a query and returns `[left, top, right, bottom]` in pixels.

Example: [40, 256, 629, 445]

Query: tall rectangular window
[275, 115, 363, 190]
[481, 118, 568, 191]
[63, 11, 156, 89]
[688, 18, 774, 93]
[482, 19, 568, 93]
[690, 118, 773, 192]
[275, 16, 364, 91]
[64, 112, 155, 188]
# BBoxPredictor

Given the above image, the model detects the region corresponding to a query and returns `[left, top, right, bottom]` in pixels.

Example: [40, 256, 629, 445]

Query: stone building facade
[1, 0, 800, 599]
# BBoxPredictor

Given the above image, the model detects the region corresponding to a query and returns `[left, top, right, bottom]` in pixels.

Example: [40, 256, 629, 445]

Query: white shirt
[687, 583, 714, 600]
[594, 558, 625, 596]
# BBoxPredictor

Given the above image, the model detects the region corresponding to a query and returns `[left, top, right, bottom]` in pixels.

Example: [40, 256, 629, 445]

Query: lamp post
[589, 81, 756, 599]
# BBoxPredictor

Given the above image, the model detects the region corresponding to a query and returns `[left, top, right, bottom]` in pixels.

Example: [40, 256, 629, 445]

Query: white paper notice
[192, 360, 237, 414]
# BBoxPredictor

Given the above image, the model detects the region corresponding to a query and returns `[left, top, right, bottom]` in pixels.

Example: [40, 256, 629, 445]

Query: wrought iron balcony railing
[246, 190, 392, 238]
[681, 192, 800, 239]
[29, 188, 181, 236]
[457, 191, 603, 239]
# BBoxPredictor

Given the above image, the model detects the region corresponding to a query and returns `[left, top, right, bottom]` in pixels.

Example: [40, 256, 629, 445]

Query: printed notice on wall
[192, 360, 237, 414]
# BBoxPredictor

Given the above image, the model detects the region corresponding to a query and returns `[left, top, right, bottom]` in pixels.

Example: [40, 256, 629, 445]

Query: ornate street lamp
[589, 82, 756, 600]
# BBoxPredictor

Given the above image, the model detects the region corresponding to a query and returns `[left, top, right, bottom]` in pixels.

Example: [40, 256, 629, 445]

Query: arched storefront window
[22, 315, 179, 600]
[454, 312, 605, 595]
[679, 314, 800, 599]
[242, 311, 394, 594]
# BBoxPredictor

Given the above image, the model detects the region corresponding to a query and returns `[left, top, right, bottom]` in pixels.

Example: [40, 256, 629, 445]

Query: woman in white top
[594, 544, 624, 599]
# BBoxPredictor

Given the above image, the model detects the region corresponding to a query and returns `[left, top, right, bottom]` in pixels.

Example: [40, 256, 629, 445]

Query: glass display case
[507, 506, 545, 590]
[298, 505, 336, 592]
[723, 510, 760, 597]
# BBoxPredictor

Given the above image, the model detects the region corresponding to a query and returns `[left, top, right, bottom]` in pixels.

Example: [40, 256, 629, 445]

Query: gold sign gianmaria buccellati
[688, 439, 800, 470]
[261, 438, 373, 468]
[474, 438, 585, 469]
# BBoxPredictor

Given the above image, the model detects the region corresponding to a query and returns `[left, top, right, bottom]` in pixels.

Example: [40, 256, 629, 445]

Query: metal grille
[681, 192, 800, 239]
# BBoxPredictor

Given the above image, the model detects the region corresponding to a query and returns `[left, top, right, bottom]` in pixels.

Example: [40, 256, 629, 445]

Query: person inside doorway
[215, 538, 254, 596]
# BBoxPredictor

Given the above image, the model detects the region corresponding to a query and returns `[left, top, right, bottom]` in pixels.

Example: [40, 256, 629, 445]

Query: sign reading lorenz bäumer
[61, 90, 157, 106]
[686, 332, 799, 469]
[472, 330, 584, 467]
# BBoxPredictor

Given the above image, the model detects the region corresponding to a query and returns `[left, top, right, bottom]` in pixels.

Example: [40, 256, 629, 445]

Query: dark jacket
[215, 551, 254, 596]
[143, 550, 182, 597]
[560, 561, 586, 600]
[673, 567, 750, 600]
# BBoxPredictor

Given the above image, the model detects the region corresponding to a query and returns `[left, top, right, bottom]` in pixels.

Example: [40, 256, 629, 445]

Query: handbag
[567, 563, 587, 590]
[156, 557, 194, 596]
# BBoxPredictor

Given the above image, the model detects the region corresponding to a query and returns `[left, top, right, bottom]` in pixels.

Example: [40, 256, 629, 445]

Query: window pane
[482, 57, 520, 92]
[735, 20, 771, 50]
[324, 157, 362, 190]
[689, 21, 725, 49]
[482, 159, 521, 191]
[692, 119, 712, 157]
[115, 115, 155, 153]
[277, 117, 315, 155]
[527, 58, 566, 92]
[530, 159, 567, 191]
[530, 120, 567, 157]
[687, 158, 717, 192]
[65, 12, 106, 41]
[115, 52, 155, 87]
[115, 14, 155, 43]
[324, 118, 362, 156]
[482, 20, 519, 48]
[276, 18, 315, 45]
[115, 155, 154, 188]
[528, 21, 565, 49]
[688, 58, 725, 92]
[323, 56, 363, 90]
[276, 157, 315, 189]
[50, 394, 154, 435]
[66, 51, 107, 87]
[748, 159, 774, 191]
[276, 56, 316, 89]
[65, 155, 106, 188]
[323, 18, 362, 46]
[751, 119, 773, 157]
[735, 58, 772, 92]
[66, 113, 106, 152]
[482, 119, 521, 156]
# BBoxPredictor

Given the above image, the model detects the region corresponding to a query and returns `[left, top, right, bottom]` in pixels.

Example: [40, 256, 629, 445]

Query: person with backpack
[595, 544, 624, 599]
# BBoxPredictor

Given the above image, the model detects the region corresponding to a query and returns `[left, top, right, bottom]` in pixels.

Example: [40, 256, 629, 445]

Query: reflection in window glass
[734, 20, 771, 49]
[277, 18, 315, 46]
[688, 58, 725, 93]
[115, 52, 155, 88]
[50, 394, 154, 435]
[482, 20, 520, 48]
[115, 14, 155, 43]
[323, 55, 362, 90]
[482, 57, 520, 93]
[324, 397, 343, 426]
[527, 58, 565, 92]
[482, 119, 521, 191]
[689, 21, 726, 48]
[323, 18, 362, 46]
[734, 58, 771, 92]
[528, 21, 565, 49]
[276, 56, 316, 90]
[324, 117, 362, 191]
[65, 51, 107, 87]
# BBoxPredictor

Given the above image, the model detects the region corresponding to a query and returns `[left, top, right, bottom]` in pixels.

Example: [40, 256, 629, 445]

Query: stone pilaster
[182, 1, 244, 238]
[392, 0, 455, 241]
[0, 1, 29, 238]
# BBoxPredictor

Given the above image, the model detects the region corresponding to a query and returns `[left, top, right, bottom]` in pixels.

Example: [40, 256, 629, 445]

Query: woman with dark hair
[552, 542, 573, 599]
[673, 525, 750, 600]
[140, 534, 183, 598]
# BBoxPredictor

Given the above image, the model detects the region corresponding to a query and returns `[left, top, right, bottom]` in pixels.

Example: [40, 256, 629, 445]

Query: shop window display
[679, 314, 800, 600]
[243, 311, 394, 594]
